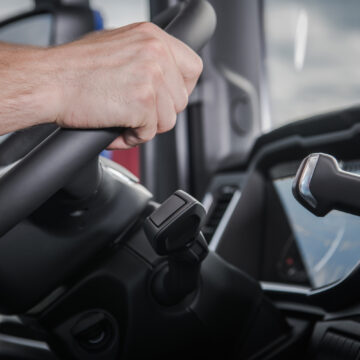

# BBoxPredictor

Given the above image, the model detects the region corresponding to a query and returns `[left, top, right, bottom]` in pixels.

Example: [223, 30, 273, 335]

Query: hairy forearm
[0, 43, 59, 135]
[0, 22, 202, 149]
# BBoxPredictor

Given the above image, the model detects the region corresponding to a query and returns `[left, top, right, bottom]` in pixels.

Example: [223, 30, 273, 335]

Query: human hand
[49, 22, 203, 149]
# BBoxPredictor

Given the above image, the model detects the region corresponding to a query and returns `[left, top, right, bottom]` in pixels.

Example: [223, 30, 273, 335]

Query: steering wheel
[0, 0, 216, 238]
[0, 0, 217, 316]
[0, 3, 293, 360]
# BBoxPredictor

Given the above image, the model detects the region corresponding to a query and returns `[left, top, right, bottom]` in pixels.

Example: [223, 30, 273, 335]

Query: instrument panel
[204, 158, 360, 290]
[203, 109, 360, 290]
[270, 165, 360, 288]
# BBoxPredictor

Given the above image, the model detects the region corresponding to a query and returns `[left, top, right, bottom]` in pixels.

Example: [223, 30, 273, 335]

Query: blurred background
[0, 0, 149, 27]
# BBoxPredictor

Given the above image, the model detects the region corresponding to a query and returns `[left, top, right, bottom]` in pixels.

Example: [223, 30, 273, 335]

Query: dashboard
[200, 106, 360, 358]
[269, 161, 360, 288]
[202, 107, 360, 292]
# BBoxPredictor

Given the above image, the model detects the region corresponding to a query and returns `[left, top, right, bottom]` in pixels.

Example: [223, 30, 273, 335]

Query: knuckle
[196, 56, 204, 74]
[147, 62, 163, 83]
[176, 90, 189, 113]
[159, 112, 176, 133]
[142, 38, 166, 59]
[149, 128, 157, 141]
[136, 84, 155, 107]
[136, 22, 159, 35]
[139, 62, 163, 86]
[124, 135, 139, 148]
[191, 55, 204, 78]
[139, 127, 157, 142]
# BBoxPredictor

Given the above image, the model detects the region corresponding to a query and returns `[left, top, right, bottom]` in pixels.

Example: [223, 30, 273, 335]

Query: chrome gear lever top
[293, 153, 360, 217]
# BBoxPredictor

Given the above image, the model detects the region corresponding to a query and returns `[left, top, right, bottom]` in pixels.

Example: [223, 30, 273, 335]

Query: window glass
[90, 0, 149, 29]
[0, 13, 52, 46]
[0, 0, 33, 22]
[264, 0, 360, 129]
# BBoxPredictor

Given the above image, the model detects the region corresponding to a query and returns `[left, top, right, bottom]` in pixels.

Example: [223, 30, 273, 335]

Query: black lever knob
[144, 190, 207, 254]
[144, 190, 208, 305]
[293, 153, 360, 217]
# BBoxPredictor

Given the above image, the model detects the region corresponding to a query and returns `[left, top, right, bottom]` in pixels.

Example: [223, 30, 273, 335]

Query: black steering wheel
[0, 4, 292, 360]
[0, 0, 216, 238]
[0, 0, 216, 316]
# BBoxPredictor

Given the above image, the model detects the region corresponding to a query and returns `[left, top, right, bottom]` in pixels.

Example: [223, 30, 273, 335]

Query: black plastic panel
[310, 320, 360, 359]
[205, 106, 360, 310]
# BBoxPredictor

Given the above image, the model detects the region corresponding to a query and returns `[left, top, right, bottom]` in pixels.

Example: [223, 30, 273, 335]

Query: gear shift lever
[144, 190, 208, 305]
[293, 153, 360, 217]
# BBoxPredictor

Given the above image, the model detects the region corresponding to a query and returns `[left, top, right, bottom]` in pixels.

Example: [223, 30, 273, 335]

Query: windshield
[264, 0, 360, 129]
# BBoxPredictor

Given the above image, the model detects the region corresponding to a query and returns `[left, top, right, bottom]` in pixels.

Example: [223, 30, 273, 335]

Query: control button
[144, 190, 206, 255]
[150, 194, 186, 227]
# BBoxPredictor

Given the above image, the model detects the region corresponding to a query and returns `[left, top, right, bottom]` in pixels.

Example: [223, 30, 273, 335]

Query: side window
[90, 0, 149, 28]
[264, 0, 360, 129]
[0, 1, 33, 22]
[0, 14, 52, 46]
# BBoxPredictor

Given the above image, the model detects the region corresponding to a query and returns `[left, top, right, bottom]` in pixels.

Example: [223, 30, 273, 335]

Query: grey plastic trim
[261, 281, 310, 295]
[175, 111, 190, 191]
[201, 192, 214, 212]
[0, 334, 49, 350]
[209, 190, 242, 251]
[220, 64, 260, 131]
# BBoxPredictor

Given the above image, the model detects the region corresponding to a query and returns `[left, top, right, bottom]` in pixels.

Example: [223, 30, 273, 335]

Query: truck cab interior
[0, 0, 360, 359]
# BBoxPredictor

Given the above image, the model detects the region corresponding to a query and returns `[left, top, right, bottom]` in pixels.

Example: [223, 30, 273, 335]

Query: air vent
[202, 185, 238, 243]
[317, 331, 360, 359]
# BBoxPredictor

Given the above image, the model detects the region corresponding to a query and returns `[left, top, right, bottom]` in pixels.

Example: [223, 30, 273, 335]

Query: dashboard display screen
[273, 176, 360, 288]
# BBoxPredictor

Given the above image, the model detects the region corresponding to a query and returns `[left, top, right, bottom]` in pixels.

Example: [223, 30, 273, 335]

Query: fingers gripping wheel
[293, 153, 360, 217]
[144, 190, 208, 305]
[0, 0, 217, 238]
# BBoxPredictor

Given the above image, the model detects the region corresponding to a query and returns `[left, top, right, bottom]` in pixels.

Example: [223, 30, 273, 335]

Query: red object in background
[112, 147, 140, 178]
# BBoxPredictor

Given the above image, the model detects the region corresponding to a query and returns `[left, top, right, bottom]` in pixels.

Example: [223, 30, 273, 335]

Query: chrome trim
[326, 153, 360, 179]
[0, 159, 21, 178]
[0, 333, 49, 350]
[298, 154, 319, 208]
[105, 166, 133, 185]
[220, 65, 261, 133]
[175, 111, 190, 191]
[0, 134, 10, 144]
[298, 152, 360, 209]
[201, 192, 214, 212]
[209, 190, 242, 252]
[260, 281, 310, 295]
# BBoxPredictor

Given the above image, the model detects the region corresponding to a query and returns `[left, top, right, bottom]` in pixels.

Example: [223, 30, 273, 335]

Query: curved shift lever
[293, 153, 360, 217]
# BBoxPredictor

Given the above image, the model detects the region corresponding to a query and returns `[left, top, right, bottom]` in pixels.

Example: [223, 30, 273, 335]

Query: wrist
[28, 47, 64, 126]
[0, 45, 63, 133]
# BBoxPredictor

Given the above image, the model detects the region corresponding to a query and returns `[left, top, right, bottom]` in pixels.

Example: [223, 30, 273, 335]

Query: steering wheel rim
[0, 0, 216, 238]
